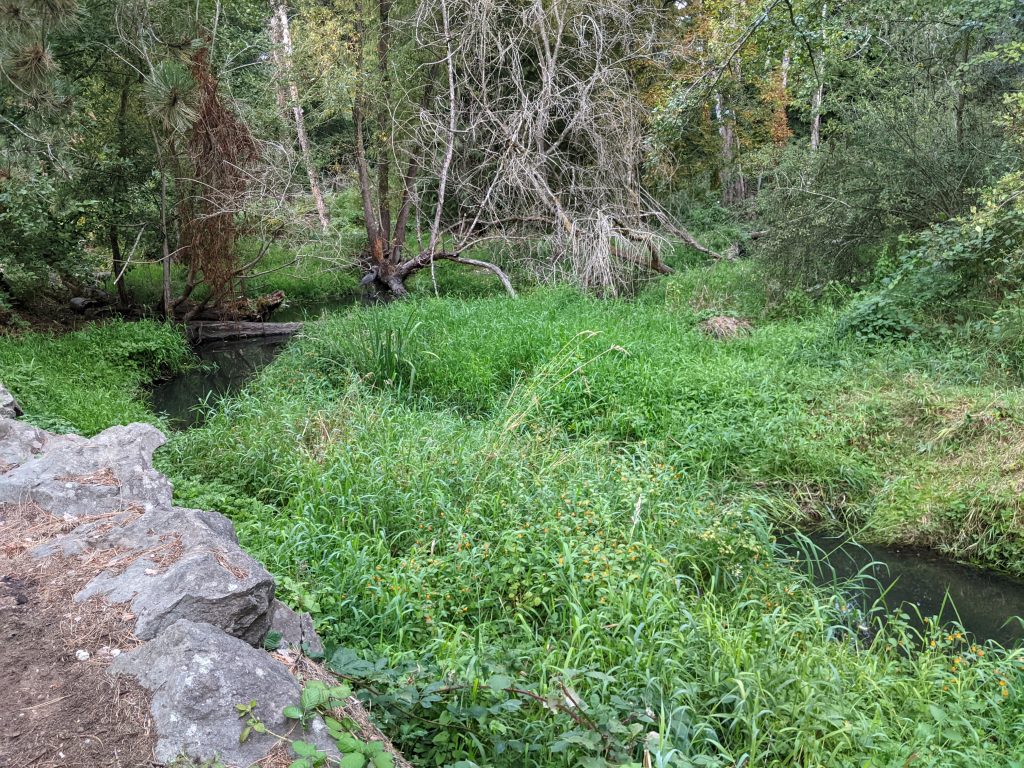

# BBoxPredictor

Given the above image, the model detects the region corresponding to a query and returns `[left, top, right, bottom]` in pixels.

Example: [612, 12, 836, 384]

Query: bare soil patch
[0, 507, 157, 768]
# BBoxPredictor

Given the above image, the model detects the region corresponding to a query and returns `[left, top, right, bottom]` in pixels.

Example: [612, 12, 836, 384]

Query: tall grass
[162, 277, 1024, 767]
[0, 320, 192, 434]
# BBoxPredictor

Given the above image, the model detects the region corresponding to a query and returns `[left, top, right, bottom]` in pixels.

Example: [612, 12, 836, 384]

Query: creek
[788, 535, 1024, 647]
[150, 296, 356, 429]
[150, 309, 1024, 647]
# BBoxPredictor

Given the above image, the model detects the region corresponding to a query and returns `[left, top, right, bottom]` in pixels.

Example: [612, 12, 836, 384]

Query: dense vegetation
[3, 0, 1024, 765]
[6, 262, 1024, 765]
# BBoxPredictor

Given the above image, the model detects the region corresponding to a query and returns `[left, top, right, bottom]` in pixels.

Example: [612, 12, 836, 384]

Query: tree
[294, 0, 714, 298]
[270, 2, 330, 232]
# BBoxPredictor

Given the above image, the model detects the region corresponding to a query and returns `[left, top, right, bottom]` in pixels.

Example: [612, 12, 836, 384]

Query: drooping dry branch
[408, 0, 702, 295]
[346, 0, 717, 297]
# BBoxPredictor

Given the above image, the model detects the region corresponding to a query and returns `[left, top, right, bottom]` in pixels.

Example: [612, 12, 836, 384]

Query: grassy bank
[2, 263, 1020, 766]
[112, 240, 362, 310]
[157, 265, 1024, 767]
[0, 320, 192, 434]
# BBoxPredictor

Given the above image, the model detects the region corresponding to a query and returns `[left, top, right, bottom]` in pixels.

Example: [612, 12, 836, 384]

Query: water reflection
[793, 534, 1024, 647]
[151, 295, 358, 428]
[150, 337, 289, 429]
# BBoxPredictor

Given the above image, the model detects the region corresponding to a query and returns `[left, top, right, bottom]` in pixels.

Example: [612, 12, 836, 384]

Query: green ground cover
[3, 259, 1022, 767]
[0, 319, 191, 434]
[153, 263, 1024, 767]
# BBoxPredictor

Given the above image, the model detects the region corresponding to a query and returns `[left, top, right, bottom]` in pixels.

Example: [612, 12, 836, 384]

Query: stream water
[788, 535, 1024, 647]
[150, 336, 290, 429]
[150, 296, 358, 428]
[150, 317, 1024, 647]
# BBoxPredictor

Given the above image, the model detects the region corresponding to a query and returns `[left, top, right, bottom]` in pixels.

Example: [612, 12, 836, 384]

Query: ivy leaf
[340, 753, 367, 768]
[486, 674, 513, 692]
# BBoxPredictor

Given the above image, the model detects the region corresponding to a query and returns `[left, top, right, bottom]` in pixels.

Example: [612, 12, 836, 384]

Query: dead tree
[349, 0, 715, 298]
[116, 0, 312, 319]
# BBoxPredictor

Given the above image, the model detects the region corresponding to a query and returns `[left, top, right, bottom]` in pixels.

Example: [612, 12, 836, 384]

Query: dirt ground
[0, 503, 157, 768]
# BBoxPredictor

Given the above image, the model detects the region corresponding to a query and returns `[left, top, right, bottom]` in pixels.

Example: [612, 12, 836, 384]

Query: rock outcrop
[112, 619, 336, 766]
[270, 598, 326, 657]
[0, 384, 21, 419]
[0, 382, 390, 768]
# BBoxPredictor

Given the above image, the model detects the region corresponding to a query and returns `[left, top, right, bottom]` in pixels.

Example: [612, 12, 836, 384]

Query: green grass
[0, 319, 192, 434]
[115, 240, 361, 310]
[157, 268, 1024, 767]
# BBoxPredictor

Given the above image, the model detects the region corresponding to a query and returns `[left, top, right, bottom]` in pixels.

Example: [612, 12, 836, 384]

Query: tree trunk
[109, 224, 130, 307]
[954, 32, 971, 147]
[159, 167, 173, 317]
[268, 13, 290, 117]
[150, 122, 175, 318]
[376, 0, 394, 255]
[273, 3, 330, 232]
[810, 81, 824, 151]
[715, 92, 745, 205]
[111, 82, 132, 307]
[810, 4, 828, 151]
[426, 0, 457, 261]
[352, 0, 391, 282]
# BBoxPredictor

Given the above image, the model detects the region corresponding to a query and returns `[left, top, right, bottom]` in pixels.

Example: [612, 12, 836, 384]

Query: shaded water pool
[150, 295, 357, 428]
[793, 535, 1024, 647]
[150, 336, 289, 429]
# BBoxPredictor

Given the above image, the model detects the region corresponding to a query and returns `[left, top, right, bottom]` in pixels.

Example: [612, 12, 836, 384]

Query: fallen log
[186, 321, 303, 343]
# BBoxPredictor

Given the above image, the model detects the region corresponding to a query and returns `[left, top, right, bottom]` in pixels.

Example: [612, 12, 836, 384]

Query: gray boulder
[270, 599, 325, 657]
[0, 384, 21, 419]
[0, 418, 50, 473]
[111, 619, 338, 767]
[0, 423, 172, 518]
[75, 506, 275, 645]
